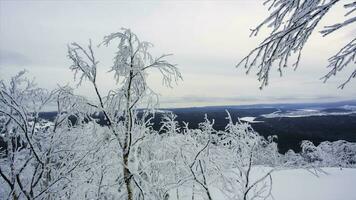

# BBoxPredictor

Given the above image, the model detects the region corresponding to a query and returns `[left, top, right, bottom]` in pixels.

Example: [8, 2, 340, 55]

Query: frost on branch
[0, 71, 99, 199]
[101, 28, 182, 88]
[159, 112, 180, 135]
[322, 38, 356, 89]
[237, 0, 356, 89]
[68, 40, 98, 86]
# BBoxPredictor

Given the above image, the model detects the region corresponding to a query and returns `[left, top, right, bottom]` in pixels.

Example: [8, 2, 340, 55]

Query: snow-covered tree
[237, 0, 356, 89]
[67, 28, 182, 200]
[216, 112, 276, 200]
[300, 140, 356, 168]
[159, 112, 279, 200]
[0, 71, 98, 199]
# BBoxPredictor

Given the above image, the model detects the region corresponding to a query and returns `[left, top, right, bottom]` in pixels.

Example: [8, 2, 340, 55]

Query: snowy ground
[270, 168, 356, 200]
[173, 167, 356, 200]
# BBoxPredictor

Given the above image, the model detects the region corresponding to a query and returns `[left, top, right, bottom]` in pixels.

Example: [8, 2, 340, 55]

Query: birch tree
[67, 28, 182, 200]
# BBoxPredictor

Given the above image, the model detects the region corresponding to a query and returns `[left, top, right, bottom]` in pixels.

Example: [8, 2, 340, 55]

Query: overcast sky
[0, 0, 355, 108]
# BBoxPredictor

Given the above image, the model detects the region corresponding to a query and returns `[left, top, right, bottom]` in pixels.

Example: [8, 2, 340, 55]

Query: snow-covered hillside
[261, 108, 356, 118]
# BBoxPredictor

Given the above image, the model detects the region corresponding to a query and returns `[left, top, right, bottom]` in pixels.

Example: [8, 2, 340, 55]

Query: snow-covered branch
[238, 0, 356, 88]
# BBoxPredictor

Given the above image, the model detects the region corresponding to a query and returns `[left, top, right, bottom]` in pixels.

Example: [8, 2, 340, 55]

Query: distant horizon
[126, 98, 356, 110]
[39, 98, 356, 112]
[157, 97, 356, 109]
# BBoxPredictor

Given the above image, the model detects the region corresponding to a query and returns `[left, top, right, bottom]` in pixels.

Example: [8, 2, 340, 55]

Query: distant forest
[36, 106, 356, 153]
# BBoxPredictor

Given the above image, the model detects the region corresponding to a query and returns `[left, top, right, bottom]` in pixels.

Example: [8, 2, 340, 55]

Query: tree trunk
[12, 193, 18, 200]
[123, 153, 133, 200]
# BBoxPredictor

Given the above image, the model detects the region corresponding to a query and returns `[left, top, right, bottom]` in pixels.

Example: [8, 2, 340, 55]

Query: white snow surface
[270, 168, 356, 200]
[239, 117, 264, 123]
[172, 167, 356, 200]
